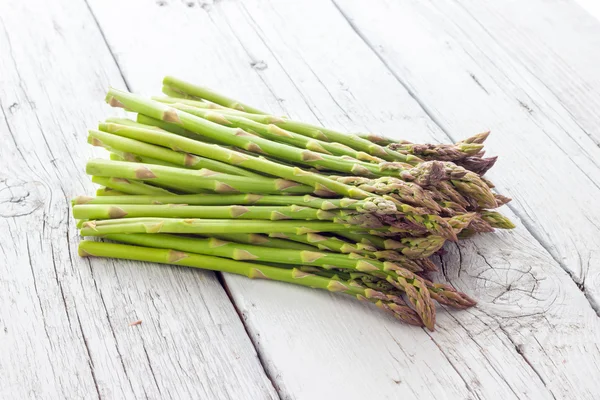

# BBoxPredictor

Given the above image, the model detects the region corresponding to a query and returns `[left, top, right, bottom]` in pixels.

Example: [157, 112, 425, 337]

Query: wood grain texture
[86, 0, 600, 398]
[333, 0, 600, 312]
[0, 1, 278, 399]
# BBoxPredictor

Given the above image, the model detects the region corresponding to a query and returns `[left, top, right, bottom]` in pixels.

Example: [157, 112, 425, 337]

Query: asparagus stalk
[455, 156, 498, 176]
[309, 266, 473, 310]
[71, 193, 397, 214]
[272, 232, 376, 253]
[101, 233, 435, 328]
[210, 233, 316, 251]
[436, 200, 468, 216]
[73, 204, 348, 222]
[273, 232, 431, 271]
[72, 191, 453, 239]
[90, 129, 263, 178]
[335, 231, 446, 258]
[494, 194, 512, 207]
[356, 131, 490, 154]
[162, 77, 419, 162]
[108, 149, 181, 168]
[79, 240, 423, 327]
[135, 115, 205, 141]
[167, 101, 384, 163]
[104, 117, 164, 130]
[100, 122, 372, 198]
[424, 280, 477, 309]
[459, 131, 490, 144]
[106, 89, 447, 183]
[331, 176, 442, 211]
[96, 187, 128, 196]
[355, 133, 394, 146]
[107, 153, 234, 197]
[295, 267, 424, 326]
[86, 159, 314, 195]
[91, 156, 454, 239]
[479, 210, 516, 229]
[103, 233, 421, 278]
[387, 141, 484, 161]
[91, 176, 175, 195]
[163, 76, 267, 114]
[79, 218, 355, 236]
[153, 95, 232, 110]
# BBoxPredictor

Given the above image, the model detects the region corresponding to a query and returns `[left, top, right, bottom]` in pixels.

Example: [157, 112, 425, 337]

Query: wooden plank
[573, 0, 600, 22]
[86, 0, 600, 398]
[0, 1, 278, 399]
[333, 0, 600, 310]
[431, 0, 600, 153]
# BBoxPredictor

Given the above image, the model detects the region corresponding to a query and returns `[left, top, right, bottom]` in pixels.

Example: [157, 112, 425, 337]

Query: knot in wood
[0, 178, 45, 217]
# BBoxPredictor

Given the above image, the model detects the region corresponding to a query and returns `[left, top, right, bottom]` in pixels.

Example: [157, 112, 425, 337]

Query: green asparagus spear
[161, 77, 419, 162]
[73, 204, 342, 222]
[96, 187, 129, 196]
[71, 193, 396, 214]
[210, 233, 316, 251]
[79, 240, 424, 327]
[91, 176, 175, 196]
[79, 218, 355, 236]
[163, 76, 267, 114]
[166, 101, 383, 163]
[100, 121, 371, 199]
[90, 129, 263, 178]
[103, 233, 418, 278]
[86, 159, 313, 195]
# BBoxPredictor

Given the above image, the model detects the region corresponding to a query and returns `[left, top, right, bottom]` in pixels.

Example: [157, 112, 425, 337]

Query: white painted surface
[574, 0, 600, 22]
[2, 0, 600, 399]
[0, 1, 277, 398]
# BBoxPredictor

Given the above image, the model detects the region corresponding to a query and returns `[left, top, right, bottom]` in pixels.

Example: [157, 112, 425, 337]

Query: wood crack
[330, 0, 454, 138]
[141, 338, 163, 397]
[25, 236, 54, 348]
[450, 0, 600, 149]
[50, 243, 73, 329]
[425, 328, 482, 400]
[0, 102, 29, 166]
[75, 308, 102, 400]
[497, 325, 557, 400]
[98, 290, 137, 395]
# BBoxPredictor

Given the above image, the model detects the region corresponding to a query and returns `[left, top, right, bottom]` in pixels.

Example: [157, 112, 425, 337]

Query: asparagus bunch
[72, 76, 515, 331]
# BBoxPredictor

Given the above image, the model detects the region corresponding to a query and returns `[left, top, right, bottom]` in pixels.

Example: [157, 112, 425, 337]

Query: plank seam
[210, 5, 292, 119]
[216, 273, 282, 400]
[451, 0, 600, 149]
[425, 331, 483, 400]
[75, 308, 102, 400]
[329, 0, 600, 317]
[82, 0, 131, 91]
[235, 2, 328, 126]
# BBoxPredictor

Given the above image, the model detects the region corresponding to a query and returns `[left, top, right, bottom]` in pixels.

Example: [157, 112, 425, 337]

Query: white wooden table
[2, 0, 600, 398]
